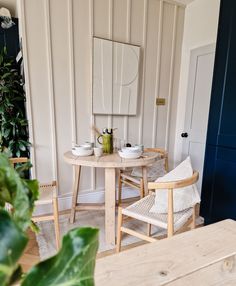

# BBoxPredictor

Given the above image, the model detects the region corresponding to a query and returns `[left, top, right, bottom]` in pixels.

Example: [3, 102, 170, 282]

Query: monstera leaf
[0, 210, 28, 286]
[0, 154, 99, 285]
[0, 153, 38, 230]
[21, 227, 99, 286]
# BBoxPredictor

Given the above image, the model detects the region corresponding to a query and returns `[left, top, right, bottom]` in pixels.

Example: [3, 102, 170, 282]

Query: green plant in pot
[0, 153, 99, 285]
[0, 47, 30, 157]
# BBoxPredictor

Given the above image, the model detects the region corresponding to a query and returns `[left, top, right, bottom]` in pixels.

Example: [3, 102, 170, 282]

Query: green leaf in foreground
[21, 227, 99, 286]
[0, 210, 28, 286]
[0, 153, 39, 231]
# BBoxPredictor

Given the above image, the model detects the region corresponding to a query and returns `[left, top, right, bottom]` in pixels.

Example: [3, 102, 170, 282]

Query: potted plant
[0, 47, 30, 157]
[0, 153, 99, 285]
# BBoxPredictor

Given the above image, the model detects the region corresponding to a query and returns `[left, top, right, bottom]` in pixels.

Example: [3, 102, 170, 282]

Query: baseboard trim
[34, 186, 139, 215]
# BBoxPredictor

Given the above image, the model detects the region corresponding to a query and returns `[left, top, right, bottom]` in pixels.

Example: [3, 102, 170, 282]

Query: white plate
[118, 150, 142, 159]
[72, 148, 93, 157]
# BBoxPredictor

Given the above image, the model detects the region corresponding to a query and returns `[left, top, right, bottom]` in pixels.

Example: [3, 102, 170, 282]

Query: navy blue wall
[200, 0, 236, 224]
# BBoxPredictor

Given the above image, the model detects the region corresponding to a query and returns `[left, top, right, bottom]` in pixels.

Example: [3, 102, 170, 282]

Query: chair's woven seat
[122, 194, 193, 231]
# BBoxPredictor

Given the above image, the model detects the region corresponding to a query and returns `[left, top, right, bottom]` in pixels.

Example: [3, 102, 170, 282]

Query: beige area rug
[36, 210, 166, 260]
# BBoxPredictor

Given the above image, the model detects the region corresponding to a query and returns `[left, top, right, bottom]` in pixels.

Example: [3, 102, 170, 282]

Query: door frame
[182, 43, 216, 158]
[182, 43, 216, 189]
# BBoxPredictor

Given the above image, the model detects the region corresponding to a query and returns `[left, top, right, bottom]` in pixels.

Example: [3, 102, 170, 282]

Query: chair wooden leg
[53, 197, 60, 250]
[191, 205, 196, 230]
[142, 166, 148, 196]
[147, 223, 152, 237]
[140, 178, 144, 199]
[118, 171, 123, 206]
[116, 207, 123, 253]
[70, 165, 81, 224]
[167, 188, 174, 238]
[165, 156, 169, 172]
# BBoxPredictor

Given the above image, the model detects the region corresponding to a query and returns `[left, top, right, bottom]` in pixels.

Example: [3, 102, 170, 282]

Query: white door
[182, 44, 215, 192]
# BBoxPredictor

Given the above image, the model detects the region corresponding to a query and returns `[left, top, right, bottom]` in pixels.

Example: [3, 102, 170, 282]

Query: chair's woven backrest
[144, 148, 168, 171]
[39, 181, 57, 198]
[39, 181, 57, 189]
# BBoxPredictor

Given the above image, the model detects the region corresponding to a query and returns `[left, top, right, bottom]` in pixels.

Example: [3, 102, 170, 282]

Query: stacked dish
[72, 144, 93, 157]
[118, 146, 142, 159]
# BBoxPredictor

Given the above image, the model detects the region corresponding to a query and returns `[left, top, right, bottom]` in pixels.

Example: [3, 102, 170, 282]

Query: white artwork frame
[92, 37, 140, 115]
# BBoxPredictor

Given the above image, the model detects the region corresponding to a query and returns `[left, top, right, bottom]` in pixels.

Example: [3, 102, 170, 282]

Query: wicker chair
[33, 181, 60, 250]
[9, 158, 60, 250]
[117, 148, 168, 205]
[116, 171, 199, 253]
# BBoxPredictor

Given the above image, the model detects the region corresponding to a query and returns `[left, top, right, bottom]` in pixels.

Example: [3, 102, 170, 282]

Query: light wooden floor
[19, 229, 40, 272]
[20, 223, 202, 272]
[20, 204, 202, 271]
[19, 229, 149, 272]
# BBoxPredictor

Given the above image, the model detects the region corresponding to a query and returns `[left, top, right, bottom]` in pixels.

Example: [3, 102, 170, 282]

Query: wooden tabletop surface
[64, 151, 159, 168]
[95, 219, 236, 285]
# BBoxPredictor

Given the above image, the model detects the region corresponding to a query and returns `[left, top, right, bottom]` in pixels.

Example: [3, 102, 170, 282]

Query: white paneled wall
[19, 0, 185, 199]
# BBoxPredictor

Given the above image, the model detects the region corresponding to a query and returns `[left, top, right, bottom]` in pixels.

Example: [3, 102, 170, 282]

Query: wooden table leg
[142, 166, 148, 196]
[70, 165, 81, 224]
[105, 168, 116, 246]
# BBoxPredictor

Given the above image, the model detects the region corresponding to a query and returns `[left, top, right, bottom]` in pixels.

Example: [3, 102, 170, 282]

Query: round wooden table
[64, 151, 159, 247]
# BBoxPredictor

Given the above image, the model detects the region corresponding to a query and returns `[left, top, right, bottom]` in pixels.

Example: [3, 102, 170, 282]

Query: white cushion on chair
[150, 157, 200, 214]
[131, 157, 166, 181]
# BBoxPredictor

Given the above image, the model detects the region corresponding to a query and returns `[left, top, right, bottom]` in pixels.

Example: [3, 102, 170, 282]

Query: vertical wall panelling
[93, 0, 110, 191]
[51, 0, 73, 196]
[90, 0, 95, 144]
[73, 0, 92, 192]
[20, 0, 185, 202]
[127, 0, 144, 146]
[68, 0, 76, 144]
[111, 0, 131, 142]
[24, 0, 55, 183]
[67, 0, 78, 193]
[124, 0, 132, 142]
[90, 0, 96, 191]
[43, 0, 58, 185]
[155, 1, 174, 148]
[152, 0, 163, 147]
[138, 0, 148, 145]
[164, 4, 178, 151]
[107, 0, 113, 129]
[19, 0, 36, 178]
[142, 0, 161, 147]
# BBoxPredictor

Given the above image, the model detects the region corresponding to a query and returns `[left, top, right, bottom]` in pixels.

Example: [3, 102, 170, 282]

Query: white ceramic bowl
[121, 147, 141, 154]
[81, 142, 94, 148]
[72, 148, 93, 157]
[118, 150, 142, 159]
[74, 145, 91, 151]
